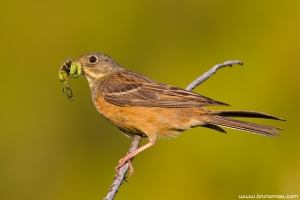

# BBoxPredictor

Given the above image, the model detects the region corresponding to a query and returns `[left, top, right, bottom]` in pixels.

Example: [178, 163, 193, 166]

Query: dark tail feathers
[202, 110, 284, 137]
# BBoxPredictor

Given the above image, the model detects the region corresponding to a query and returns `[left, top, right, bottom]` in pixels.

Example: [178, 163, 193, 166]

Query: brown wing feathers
[100, 70, 228, 107]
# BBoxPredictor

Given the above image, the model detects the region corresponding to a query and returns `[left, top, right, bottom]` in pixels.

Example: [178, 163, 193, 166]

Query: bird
[71, 52, 284, 176]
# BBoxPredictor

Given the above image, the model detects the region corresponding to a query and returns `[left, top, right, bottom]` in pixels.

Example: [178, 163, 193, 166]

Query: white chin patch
[83, 68, 106, 80]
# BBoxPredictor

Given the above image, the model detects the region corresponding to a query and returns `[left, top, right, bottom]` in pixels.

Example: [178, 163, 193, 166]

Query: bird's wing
[99, 70, 229, 108]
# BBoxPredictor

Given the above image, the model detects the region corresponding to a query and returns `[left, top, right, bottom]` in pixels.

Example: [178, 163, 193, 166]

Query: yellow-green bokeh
[0, 1, 299, 200]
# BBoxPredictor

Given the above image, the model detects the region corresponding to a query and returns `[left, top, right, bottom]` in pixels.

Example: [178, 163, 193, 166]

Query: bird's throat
[83, 68, 106, 88]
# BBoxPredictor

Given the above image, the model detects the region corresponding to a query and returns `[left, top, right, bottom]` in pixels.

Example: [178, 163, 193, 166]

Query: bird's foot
[115, 156, 135, 177]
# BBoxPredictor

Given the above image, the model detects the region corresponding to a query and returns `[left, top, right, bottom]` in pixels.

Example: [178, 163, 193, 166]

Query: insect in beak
[58, 58, 82, 101]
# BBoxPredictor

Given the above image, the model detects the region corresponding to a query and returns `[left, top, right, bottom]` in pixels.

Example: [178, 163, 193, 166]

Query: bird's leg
[115, 140, 156, 177]
[185, 60, 243, 91]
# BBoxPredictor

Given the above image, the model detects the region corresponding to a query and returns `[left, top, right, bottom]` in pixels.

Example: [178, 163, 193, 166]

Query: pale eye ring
[89, 55, 98, 63]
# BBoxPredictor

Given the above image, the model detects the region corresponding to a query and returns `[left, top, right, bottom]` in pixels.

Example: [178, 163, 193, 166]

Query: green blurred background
[0, 1, 299, 199]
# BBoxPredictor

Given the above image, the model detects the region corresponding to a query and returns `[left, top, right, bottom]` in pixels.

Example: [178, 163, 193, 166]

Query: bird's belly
[94, 94, 205, 141]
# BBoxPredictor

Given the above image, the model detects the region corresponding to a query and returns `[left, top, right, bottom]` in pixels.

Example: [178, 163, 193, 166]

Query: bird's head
[71, 52, 122, 88]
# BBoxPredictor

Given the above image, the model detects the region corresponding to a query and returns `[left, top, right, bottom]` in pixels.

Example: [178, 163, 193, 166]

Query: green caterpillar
[59, 58, 82, 101]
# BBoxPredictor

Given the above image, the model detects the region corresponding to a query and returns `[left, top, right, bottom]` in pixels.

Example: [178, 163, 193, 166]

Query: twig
[103, 60, 243, 200]
[104, 135, 142, 200]
[186, 60, 243, 91]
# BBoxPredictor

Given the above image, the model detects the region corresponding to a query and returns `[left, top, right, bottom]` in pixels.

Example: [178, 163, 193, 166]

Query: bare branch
[104, 135, 142, 200]
[186, 60, 243, 91]
[104, 60, 242, 200]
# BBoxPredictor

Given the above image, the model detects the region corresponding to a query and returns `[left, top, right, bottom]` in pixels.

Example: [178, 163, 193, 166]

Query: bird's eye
[89, 56, 98, 63]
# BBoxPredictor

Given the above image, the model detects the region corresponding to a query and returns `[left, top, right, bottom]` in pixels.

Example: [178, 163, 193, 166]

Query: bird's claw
[115, 158, 135, 177]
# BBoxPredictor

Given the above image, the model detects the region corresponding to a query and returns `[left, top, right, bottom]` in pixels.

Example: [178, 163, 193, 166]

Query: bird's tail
[202, 110, 285, 137]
